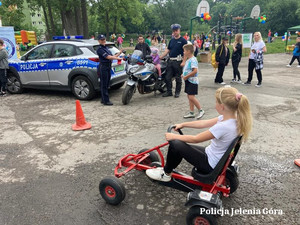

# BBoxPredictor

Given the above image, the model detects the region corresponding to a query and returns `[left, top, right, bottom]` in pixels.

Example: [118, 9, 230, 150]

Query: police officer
[160, 24, 187, 98]
[97, 34, 123, 105]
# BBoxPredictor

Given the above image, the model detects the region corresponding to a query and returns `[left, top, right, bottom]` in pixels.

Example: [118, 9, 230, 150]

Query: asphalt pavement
[0, 53, 299, 225]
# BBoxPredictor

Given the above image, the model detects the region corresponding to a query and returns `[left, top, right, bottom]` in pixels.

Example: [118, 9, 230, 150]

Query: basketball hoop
[196, 0, 210, 17]
[250, 5, 260, 19]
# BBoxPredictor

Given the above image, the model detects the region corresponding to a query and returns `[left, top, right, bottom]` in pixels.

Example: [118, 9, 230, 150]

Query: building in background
[22, 0, 46, 41]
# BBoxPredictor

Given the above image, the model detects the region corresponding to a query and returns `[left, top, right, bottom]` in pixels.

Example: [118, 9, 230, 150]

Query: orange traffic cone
[295, 159, 300, 167]
[72, 100, 92, 131]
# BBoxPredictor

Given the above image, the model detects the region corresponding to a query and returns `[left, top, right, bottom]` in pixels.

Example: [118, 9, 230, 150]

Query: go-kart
[99, 126, 242, 225]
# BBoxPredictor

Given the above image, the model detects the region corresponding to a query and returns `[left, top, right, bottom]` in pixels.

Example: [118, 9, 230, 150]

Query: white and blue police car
[7, 36, 128, 100]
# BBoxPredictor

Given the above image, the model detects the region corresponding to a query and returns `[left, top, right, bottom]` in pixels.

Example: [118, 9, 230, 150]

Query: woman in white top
[243, 32, 267, 87]
[146, 86, 253, 182]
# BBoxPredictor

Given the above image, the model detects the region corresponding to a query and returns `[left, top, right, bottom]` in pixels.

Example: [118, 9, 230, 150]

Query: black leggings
[232, 60, 241, 80]
[247, 59, 262, 83]
[164, 140, 213, 174]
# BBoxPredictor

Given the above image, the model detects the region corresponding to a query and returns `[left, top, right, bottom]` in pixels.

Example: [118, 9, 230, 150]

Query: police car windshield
[93, 45, 120, 55]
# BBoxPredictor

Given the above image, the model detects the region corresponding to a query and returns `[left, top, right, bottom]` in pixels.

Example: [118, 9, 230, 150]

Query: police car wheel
[7, 73, 23, 94]
[72, 76, 95, 100]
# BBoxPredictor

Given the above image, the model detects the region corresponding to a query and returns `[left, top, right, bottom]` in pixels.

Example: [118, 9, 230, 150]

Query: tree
[0, 0, 25, 30]
[81, 0, 89, 38]
[90, 0, 144, 37]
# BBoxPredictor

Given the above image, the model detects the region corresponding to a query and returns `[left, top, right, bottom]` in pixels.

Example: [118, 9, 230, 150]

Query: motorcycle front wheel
[122, 85, 135, 105]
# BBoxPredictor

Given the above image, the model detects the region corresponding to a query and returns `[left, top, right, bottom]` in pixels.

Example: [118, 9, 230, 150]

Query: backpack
[211, 45, 223, 70]
[211, 53, 218, 70]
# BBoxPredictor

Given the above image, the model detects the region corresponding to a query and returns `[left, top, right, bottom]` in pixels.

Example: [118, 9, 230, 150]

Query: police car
[7, 37, 128, 100]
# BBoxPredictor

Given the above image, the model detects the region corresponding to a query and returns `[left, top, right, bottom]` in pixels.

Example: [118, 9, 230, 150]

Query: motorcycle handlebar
[167, 125, 183, 135]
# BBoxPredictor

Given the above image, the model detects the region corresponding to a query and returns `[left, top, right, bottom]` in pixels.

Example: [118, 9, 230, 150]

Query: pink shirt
[117, 37, 123, 44]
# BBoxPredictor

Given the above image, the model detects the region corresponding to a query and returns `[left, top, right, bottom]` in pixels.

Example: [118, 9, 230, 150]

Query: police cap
[97, 34, 106, 40]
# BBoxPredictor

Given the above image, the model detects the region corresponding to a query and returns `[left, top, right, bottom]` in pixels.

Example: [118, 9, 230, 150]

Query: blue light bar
[53, 35, 84, 40]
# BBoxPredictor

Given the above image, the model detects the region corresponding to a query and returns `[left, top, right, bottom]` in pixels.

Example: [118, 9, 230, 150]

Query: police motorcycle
[122, 50, 167, 105]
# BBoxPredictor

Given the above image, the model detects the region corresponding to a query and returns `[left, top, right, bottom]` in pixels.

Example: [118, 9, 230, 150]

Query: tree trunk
[105, 11, 110, 38]
[113, 16, 117, 34]
[41, 2, 51, 40]
[60, 9, 66, 35]
[74, 6, 82, 35]
[64, 10, 77, 35]
[81, 0, 89, 38]
[46, 0, 56, 36]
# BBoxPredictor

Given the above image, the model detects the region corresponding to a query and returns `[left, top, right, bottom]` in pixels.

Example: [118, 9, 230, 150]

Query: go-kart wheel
[150, 161, 162, 168]
[138, 149, 161, 166]
[99, 176, 126, 205]
[186, 206, 217, 225]
[224, 166, 239, 194]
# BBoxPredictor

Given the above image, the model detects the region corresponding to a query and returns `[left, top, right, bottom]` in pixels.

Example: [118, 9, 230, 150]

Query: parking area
[0, 53, 299, 225]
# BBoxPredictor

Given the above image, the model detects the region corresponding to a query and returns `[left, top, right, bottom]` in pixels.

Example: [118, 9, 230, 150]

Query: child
[204, 38, 210, 51]
[117, 34, 123, 49]
[231, 34, 243, 83]
[146, 86, 253, 182]
[0, 39, 9, 96]
[181, 44, 204, 119]
[151, 47, 162, 79]
[192, 36, 199, 57]
[129, 38, 134, 47]
[215, 37, 230, 85]
[286, 37, 300, 68]
[160, 39, 166, 53]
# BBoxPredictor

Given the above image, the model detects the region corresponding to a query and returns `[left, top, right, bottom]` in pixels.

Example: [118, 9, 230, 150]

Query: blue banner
[0, 26, 18, 60]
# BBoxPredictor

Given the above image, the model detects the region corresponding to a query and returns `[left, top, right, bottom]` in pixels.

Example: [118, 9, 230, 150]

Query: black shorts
[184, 80, 198, 95]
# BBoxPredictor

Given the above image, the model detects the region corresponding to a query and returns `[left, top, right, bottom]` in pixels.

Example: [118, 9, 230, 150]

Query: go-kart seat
[192, 136, 242, 184]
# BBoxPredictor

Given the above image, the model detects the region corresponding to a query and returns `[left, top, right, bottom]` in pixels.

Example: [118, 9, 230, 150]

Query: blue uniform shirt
[97, 45, 112, 64]
[168, 37, 187, 57]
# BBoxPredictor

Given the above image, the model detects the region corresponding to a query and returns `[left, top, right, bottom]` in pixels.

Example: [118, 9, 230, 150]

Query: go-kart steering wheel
[167, 125, 183, 135]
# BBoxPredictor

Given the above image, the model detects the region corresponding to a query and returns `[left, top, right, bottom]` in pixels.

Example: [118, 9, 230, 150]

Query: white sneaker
[196, 109, 205, 119]
[286, 64, 291, 67]
[219, 82, 226, 85]
[297, 65, 300, 68]
[183, 112, 195, 118]
[146, 167, 171, 182]
[230, 79, 237, 83]
[236, 80, 242, 84]
[255, 83, 262, 88]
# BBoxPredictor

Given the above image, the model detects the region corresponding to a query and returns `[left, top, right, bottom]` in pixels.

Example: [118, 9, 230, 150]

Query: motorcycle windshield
[130, 50, 144, 65]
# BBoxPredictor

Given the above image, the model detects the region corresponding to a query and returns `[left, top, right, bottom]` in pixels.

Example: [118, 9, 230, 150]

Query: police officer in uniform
[160, 24, 187, 98]
[97, 34, 123, 105]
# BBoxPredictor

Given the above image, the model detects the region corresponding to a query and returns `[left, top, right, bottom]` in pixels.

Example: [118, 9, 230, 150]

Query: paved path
[0, 53, 299, 225]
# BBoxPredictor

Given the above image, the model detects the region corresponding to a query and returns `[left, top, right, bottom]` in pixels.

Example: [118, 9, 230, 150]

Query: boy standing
[182, 44, 205, 119]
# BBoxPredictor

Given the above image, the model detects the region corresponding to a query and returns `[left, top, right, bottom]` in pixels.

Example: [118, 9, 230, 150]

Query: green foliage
[0, 0, 25, 30]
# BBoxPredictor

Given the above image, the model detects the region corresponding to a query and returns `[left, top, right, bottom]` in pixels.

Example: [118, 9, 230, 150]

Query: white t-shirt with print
[250, 41, 265, 59]
[183, 56, 199, 84]
[205, 115, 238, 169]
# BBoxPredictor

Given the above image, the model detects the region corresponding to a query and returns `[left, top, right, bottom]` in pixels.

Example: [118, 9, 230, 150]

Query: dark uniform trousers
[165, 60, 182, 95]
[0, 69, 7, 92]
[99, 63, 111, 103]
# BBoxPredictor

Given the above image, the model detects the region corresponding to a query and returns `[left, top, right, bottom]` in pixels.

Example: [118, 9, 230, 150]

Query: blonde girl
[146, 86, 252, 182]
[231, 34, 243, 83]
